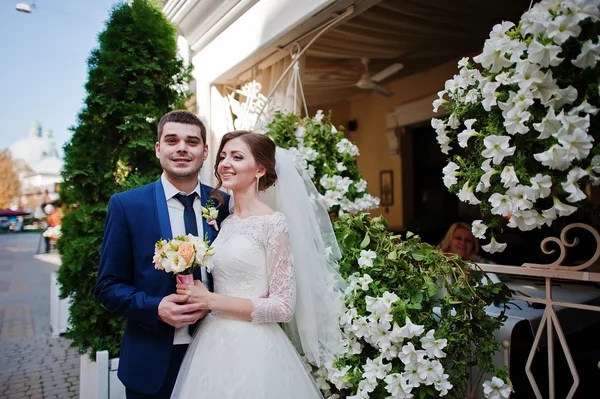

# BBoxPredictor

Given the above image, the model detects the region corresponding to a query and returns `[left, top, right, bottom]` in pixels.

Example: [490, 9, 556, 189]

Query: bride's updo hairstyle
[211, 130, 278, 204]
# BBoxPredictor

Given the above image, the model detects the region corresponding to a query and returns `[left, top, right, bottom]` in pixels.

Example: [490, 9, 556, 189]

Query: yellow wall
[310, 58, 460, 231]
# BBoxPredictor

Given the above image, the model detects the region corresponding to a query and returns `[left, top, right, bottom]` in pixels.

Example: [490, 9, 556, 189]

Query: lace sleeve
[251, 214, 296, 323]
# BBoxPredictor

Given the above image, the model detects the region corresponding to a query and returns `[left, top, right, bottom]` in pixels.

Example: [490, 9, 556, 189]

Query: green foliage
[57, 0, 191, 358]
[267, 110, 379, 215]
[333, 214, 509, 397]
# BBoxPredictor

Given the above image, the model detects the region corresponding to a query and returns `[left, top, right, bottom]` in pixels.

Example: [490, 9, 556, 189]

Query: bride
[171, 130, 346, 398]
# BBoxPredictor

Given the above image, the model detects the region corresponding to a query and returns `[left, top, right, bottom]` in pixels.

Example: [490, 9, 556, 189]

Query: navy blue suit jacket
[94, 179, 230, 395]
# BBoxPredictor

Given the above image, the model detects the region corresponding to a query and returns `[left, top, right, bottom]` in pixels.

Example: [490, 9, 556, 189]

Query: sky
[0, 0, 125, 155]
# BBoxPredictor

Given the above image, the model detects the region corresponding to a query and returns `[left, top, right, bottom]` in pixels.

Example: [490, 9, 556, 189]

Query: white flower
[358, 249, 377, 268]
[477, 159, 498, 193]
[528, 39, 563, 67]
[562, 167, 588, 202]
[474, 40, 514, 73]
[457, 119, 477, 148]
[435, 376, 453, 396]
[417, 359, 444, 385]
[448, 112, 460, 129]
[384, 373, 414, 399]
[472, 220, 488, 240]
[331, 125, 338, 134]
[314, 110, 324, 122]
[533, 144, 572, 171]
[507, 209, 543, 231]
[336, 138, 360, 156]
[572, 38, 600, 68]
[482, 135, 516, 165]
[442, 162, 460, 188]
[355, 179, 367, 192]
[500, 165, 519, 188]
[336, 162, 347, 172]
[458, 181, 481, 205]
[306, 164, 315, 179]
[420, 329, 448, 358]
[482, 237, 507, 253]
[553, 196, 578, 217]
[357, 274, 373, 291]
[547, 14, 582, 45]
[495, 72, 512, 85]
[436, 130, 452, 155]
[558, 129, 594, 160]
[533, 107, 562, 139]
[545, 85, 578, 109]
[482, 377, 511, 399]
[399, 342, 426, 365]
[503, 107, 531, 135]
[294, 124, 306, 138]
[398, 317, 425, 340]
[458, 57, 469, 68]
[506, 185, 534, 211]
[145, 117, 155, 123]
[530, 173, 552, 199]
[481, 81, 501, 111]
[489, 193, 512, 216]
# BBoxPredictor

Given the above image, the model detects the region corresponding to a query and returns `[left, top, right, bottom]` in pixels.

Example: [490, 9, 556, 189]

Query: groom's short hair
[157, 110, 206, 144]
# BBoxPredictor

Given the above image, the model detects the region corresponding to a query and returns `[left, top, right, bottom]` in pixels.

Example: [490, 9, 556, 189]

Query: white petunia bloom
[558, 129, 594, 160]
[533, 107, 562, 139]
[528, 39, 564, 67]
[314, 109, 325, 122]
[399, 342, 427, 365]
[472, 220, 488, 240]
[489, 193, 512, 216]
[358, 249, 377, 268]
[482, 237, 508, 253]
[357, 274, 373, 291]
[336, 162, 347, 172]
[545, 85, 578, 109]
[420, 329, 448, 358]
[384, 373, 414, 399]
[435, 376, 453, 397]
[561, 167, 588, 202]
[572, 38, 600, 68]
[458, 57, 469, 68]
[448, 112, 461, 129]
[495, 72, 512, 85]
[354, 179, 368, 192]
[503, 107, 532, 135]
[477, 159, 499, 193]
[442, 162, 460, 188]
[553, 196, 578, 217]
[482, 376, 512, 399]
[547, 14, 582, 45]
[507, 209, 543, 231]
[533, 144, 572, 171]
[417, 359, 445, 386]
[145, 117, 155, 123]
[336, 138, 360, 156]
[398, 317, 425, 340]
[482, 135, 516, 164]
[457, 119, 478, 148]
[530, 173, 553, 199]
[482, 81, 501, 111]
[500, 166, 519, 188]
[458, 181, 481, 205]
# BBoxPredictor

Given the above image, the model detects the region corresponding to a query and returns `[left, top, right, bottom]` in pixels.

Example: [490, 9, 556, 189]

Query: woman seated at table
[438, 221, 493, 264]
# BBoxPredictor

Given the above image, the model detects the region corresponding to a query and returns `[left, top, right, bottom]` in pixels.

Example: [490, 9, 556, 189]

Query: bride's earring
[256, 176, 260, 192]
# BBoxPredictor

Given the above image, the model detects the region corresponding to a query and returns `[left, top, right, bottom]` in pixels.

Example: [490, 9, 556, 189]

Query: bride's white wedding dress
[171, 212, 323, 399]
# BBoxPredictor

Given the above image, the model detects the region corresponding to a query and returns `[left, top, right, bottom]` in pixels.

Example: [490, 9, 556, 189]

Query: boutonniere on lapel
[201, 199, 220, 231]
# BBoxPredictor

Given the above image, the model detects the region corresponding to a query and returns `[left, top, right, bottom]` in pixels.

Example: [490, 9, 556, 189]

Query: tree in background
[0, 150, 21, 209]
[57, 0, 190, 357]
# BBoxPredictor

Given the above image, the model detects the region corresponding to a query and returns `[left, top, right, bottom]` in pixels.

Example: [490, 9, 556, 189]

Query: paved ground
[0, 233, 79, 399]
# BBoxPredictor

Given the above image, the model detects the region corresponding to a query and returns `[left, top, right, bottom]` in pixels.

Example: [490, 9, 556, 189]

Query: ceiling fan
[355, 58, 403, 97]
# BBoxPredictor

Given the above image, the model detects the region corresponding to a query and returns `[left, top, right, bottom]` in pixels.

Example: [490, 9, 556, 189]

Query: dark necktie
[174, 192, 198, 236]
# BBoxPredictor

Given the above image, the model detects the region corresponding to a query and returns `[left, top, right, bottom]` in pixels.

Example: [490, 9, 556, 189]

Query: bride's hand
[176, 280, 212, 306]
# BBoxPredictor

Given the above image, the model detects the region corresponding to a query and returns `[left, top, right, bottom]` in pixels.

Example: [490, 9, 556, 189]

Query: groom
[95, 110, 229, 399]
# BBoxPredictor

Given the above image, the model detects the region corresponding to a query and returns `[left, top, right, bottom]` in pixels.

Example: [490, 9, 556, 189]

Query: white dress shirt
[161, 173, 204, 345]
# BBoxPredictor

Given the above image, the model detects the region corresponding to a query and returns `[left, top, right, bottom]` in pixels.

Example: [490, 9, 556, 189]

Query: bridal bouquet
[433, 0, 600, 252]
[153, 235, 214, 284]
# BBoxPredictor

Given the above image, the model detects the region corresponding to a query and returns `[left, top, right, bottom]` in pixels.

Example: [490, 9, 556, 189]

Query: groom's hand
[158, 294, 207, 328]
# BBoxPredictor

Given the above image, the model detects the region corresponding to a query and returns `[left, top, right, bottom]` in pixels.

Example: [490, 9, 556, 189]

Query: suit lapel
[200, 184, 216, 244]
[154, 179, 173, 240]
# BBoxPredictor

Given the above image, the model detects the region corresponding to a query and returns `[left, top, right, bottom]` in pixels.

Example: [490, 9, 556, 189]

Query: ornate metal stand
[478, 223, 600, 399]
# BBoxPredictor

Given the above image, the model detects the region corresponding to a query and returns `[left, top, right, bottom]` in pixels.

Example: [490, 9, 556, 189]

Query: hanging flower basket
[433, 0, 600, 252]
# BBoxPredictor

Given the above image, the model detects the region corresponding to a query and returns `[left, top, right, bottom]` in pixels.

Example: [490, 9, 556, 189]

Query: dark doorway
[405, 122, 459, 246]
